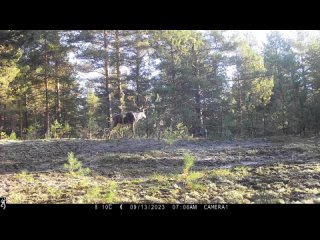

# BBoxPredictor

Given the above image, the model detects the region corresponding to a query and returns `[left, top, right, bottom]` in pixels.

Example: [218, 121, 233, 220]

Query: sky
[235, 30, 295, 51]
[76, 30, 320, 83]
[243, 30, 320, 48]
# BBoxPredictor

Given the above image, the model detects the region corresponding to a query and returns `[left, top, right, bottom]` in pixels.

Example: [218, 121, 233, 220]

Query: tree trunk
[55, 63, 62, 123]
[263, 108, 266, 136]
[3, 104, 6, 133]
[19, 99, 23, 138]
[135, 51, 141, 107]
[115, 30, 124, 114]
[238, 79, 243, 137]
[44, 36, 50, 137]
[24, 93, 28, 131]
[195, 84, 204, 134]
[192, 44, 205, 137]
[220, 106, 223, 138]
[103, 30, 112, 129]
[0, 104, 3, 133]
[170, 44, 177, 124]
[251, 112, 254, 138]
[45, 64, 50, 136]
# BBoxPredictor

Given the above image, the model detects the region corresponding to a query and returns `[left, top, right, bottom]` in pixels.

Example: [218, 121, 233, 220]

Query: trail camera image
[1, 30, 320, 205]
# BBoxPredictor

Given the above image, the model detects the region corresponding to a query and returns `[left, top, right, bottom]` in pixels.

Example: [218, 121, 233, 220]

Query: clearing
[1, 137, 320, 203]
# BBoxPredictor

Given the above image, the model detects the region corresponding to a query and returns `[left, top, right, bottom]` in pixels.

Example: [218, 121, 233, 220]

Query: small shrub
[163, 122, 190, 144]
[51, 120, 63, 138]
[0, 131, 8, 139]
[84, 185, 101, 203]
[79, 177, 91, 188]
[9, 132, 17, 140]
[104, 181, 117, 203]
[183, 153, 195, 176]
[83, 181, 117, 203]
[109, 125, 131, 139]
[26, 122, 41, 140]
[51, 120, 72, 138]
[64, 152, 91, 176]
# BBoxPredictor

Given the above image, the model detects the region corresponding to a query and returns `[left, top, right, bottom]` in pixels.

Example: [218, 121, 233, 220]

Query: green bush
[51, 120, 63, 138]
[9, 132, 17, 140]
[64, 152, 91, 176]
[26, 122, 41, 140]
[51, 120, 71, 138]
[163, 122, 190, 144]
[0, 132, 8, 139]
[183, 153, 195, 176]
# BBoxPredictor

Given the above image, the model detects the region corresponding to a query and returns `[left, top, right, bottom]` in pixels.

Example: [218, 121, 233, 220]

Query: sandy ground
[1, 137, 320, 203]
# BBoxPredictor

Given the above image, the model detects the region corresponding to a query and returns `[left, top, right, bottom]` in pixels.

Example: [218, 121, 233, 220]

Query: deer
[109, 96, 148, 138]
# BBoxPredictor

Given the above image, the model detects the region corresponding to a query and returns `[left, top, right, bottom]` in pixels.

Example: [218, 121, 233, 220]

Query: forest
[1, 30, 320, 205]
[1, 30, 320, 139]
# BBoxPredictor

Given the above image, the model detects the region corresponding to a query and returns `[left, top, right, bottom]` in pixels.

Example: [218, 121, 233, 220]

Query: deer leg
[132, 123, 135, 138]
[109, 122, 117, 140]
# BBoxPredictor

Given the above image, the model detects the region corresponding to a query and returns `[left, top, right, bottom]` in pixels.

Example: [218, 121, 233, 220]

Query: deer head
[131, 95, 149, 114]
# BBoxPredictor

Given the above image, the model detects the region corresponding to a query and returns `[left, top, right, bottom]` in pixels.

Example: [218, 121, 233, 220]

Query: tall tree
[0, 31, 22, 136]
[232, 40, 274, 137]
[264, 31, 296, 135]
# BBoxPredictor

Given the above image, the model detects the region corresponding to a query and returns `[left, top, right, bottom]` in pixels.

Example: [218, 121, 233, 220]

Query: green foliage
[182, 153, 195, 176]
[186, 171, 205, 181]
[109, 124, 132, 139]
[83, 181, 117, 203]
[210, 169, 233, 178]
[0, 131, 18, 142]
[26, 122, 41, 140]
[86, 89, 100, 139]
[64, 152, 91, 176]
[47, 186, 62, 198]
[2, 30, 320, 139]
[50, 120, 71, 139]
[163, 122, 190, 144]
[9, 132, 17, 140]
[104, 181, 118, 203]
[188, 182, 207, 191]
[51, 120, 62, 138]
[84, 185, 101, 203]
[16, 171, 34, 183]
[0, 132, 8, 139]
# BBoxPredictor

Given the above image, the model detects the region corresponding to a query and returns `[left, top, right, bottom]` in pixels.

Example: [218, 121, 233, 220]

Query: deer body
[111, 110, 146, 137]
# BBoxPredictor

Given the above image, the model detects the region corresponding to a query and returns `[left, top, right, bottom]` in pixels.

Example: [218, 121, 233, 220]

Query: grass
[9, 192, 27, 204]
[80, 180, 118, 203]
[3, 137, 320, 204]
[16, 171, 35, 183]
[186, 171, 205, 181]
[209, 168, 233, 178]
[182, 153, 195, 175]
[131, 179, 142, 184]
[64, 152, 91, 176]
[6, 161, 320, 204]
[47, 186, 62, 198]
[187, 182, 207, 192]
